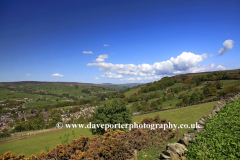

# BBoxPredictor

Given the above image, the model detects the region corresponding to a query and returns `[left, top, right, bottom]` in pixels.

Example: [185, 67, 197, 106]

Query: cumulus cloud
[217, 65, 226, 70]
[94, 54, 109, 62]
[87, 51, 226, 82]
[94, 77, 99, 80]
[121, 76, 164, 82]
[105, 72, 123, 79]
[83, 51, 94, 54]
[218, 39, 234, 56]
[51, 73, 63, 77]
[26, 74, 31, 76]
[103, 44, 109, 47]
[170, 52, 207, 71]
[88, 52, 209, 76]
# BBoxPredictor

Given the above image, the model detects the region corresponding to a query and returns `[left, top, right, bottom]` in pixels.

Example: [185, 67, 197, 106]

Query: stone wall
[132, 94, 236, 117]
[156, 92, 240, 160]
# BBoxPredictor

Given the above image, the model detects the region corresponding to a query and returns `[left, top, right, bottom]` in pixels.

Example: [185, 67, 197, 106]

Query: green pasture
[0, 128, 93, 157]
[25, 101, 57, 107]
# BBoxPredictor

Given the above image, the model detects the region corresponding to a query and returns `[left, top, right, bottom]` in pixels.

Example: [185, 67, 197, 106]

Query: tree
[150, 101, 158, 110]
[49, 114, 61, 128]
[156, 98, 163, 105]
[0, 129, 10, 139]
[182, 95, 189, 105]
[131, 102, 139, 108]
[154, 92, 160, 98]
[162, 96, 167, 102]
[216, 81, 223, 89]
[90, 100, 132, 135]
[140, 94, 147, 101]
[178, 93, 185, 99]
[167, 93, 173, 100]
[75, 85, 79, 89]
[189, 93, 200, 104]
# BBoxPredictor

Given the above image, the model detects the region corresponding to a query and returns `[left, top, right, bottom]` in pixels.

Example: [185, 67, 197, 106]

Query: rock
[213, 105, 221, 112]
[211, 110, 217, 115]
[188, 130, 198, 135]
[157, 153, 171, 160]
[198, 119, 204, 125]
[181, 156, 186, 160]
[167, 143, 188, 157]
[165, 150, 180, 160]
[196, 124, 204, 132]
[199, 117, 205, 122]
[180, 136, 190, 146]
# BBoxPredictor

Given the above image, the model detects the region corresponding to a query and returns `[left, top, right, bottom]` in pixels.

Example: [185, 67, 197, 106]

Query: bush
[90, 100, 132, 135]
[186, 98, 240, 159]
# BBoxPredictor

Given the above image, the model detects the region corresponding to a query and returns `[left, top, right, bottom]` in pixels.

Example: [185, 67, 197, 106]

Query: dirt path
[0, 128, 63, 144]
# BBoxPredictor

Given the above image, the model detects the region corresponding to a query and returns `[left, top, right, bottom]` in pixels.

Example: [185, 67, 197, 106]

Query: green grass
[220, 80, 240, 87]
[56, 105, 73, 110]
[125, 87, 140, 97]
[25, 101, 57, 107]
[0, 128, 93, 157]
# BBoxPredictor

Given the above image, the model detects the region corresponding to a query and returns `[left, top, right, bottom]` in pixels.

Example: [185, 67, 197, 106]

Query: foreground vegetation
[185, 98, 240, 159]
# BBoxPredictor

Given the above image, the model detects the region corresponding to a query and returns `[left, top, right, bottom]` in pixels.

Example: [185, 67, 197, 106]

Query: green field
[25, 101, 58, 107]
[0, 128, 93, 157]
[0, 101, 217, 157]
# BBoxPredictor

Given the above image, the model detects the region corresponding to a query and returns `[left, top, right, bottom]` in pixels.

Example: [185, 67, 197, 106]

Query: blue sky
[0, 0, 239, 84]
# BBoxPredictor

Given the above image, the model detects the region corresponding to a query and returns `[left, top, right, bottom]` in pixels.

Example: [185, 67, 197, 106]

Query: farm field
[25, 101, 58, 107]
[0, 101, 217, 157]
[0, 127, 93, 157]
[0, 82, 137, 107]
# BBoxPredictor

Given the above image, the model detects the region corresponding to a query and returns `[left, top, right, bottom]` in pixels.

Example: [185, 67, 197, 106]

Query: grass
[0, 128, 93, 157]
[125, 87, 140, 97]
[25, 101, 57, 107]
[56, 105, 73, 110]
[220, 80, 240, 87]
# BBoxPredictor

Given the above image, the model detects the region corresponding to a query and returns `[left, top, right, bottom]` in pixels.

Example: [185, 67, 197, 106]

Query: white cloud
[136, 77, 142, 81]
[95, 54, 109, 62]
[51, 73, 63, 77]
[138, 63, 153, 73]
[139, 72, 148, 76]
[170, 52, 207, 71]
[87, 51, 226, 82]
[94, 77, 99, 80]
[103, 44, 109, 47]
[105, 72, 123, 79]
[217, 65, 226, 70]
[88, 52, 207, 76]
[83, 51, 94, 54]
[100, 75, 105, 78]
[218, 39, 234, 56]
[144, 77, 154, 80]
[26, 74, 31, 76]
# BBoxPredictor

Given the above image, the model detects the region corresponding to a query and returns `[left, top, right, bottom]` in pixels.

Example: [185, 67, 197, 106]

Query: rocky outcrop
[156, 93, 240, 160]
